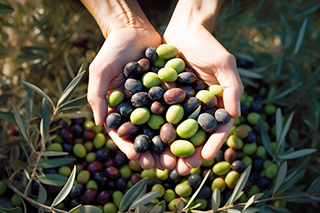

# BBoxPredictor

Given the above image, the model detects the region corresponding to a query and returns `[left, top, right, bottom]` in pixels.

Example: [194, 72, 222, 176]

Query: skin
[81, 0, 243, 175]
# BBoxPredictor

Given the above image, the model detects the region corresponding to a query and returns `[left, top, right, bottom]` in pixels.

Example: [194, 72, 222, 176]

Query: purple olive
[82, 188, 98, 204]
[97, 191, 110, 205]
[105, 166, 120, 179]
[87, 161, 103, 173]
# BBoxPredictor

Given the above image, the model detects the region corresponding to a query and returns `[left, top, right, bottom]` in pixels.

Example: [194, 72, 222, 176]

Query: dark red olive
[117, 122, 140, 139]
[82, 188, 98, 204]
[83, 129, 95, 141]
[105, 166, 120, 179]
[87, 161, 103, 173]
[131, 173, 142, 185]
[97, 191, 110, 205]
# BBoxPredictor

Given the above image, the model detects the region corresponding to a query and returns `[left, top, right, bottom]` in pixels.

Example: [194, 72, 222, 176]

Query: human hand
[163, 13, 243, 175]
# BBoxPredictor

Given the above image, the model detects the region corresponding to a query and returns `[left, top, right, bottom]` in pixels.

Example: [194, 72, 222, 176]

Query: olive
[93, 171, 107, 185]
[194, 78, 208, 92]
[248, 172, 260, 184]
[196, 90, 217, 108]
[124, 61, 141, 78]
[141, 72, 161, 88]
[226, 135, 243, 149]
[182, 97, 201, 116]
[70, 184, 84, 197]
[188, 173, 202, 188]
[176, 119, 198, 139]
[93, 133, 105, 149]
[181, 85, 196, 97]
[175, 183, 192, 197]
[48, 185, 62, 194]
[97, 191, 110, 205]
[240, 103, 249, 116]
[242, 156, 252, 168]
[95, 148, 110, 161]
[158, 67, 178, 82]
[112, 190, 124, 208]
[59, 128, 73, 142]
[147, 114, 165, 130]
[141, 169, 156, 184]
[160, 123, 177, 144]
[265, 163, 278, 179]
[212, 161, 231, 176]
[244, 131, 257, 143]
[119, 164, 132, 179]
[46, 143, 63, 152]
[257, 176, 272, 189]
[211, 177, 226, 192]
[145, 46, 158, 61]
[243, 143, 257, 155]
[224, 148, 237, 163]
[198, 185, 212, 199]
[156, 44, 179, 60]
[151, 135, 167, 154]
[247, 112, 261, 125]
[71, 124, 84, 137]
[166, 104, 184, 124]
[231, 160, 246, 173]
[134, 134, 150, 153]
[202, 169, 215, 181]
[150, 101, 167, 115]
[234, 126, 249, 138]
[164, 189, 176, 202]
[130, 107, 151, 125]
[201, 158, 215, 167]
[116, 177, 127, 189]
[225, 171, 240, 189]
[247, 185, 260, 198]
[253, 157, 264, 172]
[69, 198, 80, 209]
[11, 194, 22, 207]
[156, 169, 169, 180]
[82, 188, 98, 204]
[113, 152, 127, 167]
[208, 85, 224, 97]
[164, 88, 186, 105]
[165, 58, 185, 73]
[152, 57, 166, 68]
[168, 198, 182, 212]
[106, 112, 122, 129]
[105, 166, 120, 179]
[152, 184, 165, 198]
[73, 143, 86, 158]
[215, 109, 231, 124]
[107, 89, 124, 108]
[161, 81, 178, 90]
[117, 122, 140, 139]
[177, 71, 197, 84]
[193, 198, 208, 210]
[0, 180, 7, 196]
[87, 161, 103, 173]
[148, 86, 164, 101]
[170, 140, 195, 157]
[169, 169, 181, 182]
[141, 125, 157, 139]
[131, 92, 150, 107]
[197, 113, 218, 133]
[264, 104, 277, 115]
[189, 129, 206, 146]
[251, 99, 264, 114]
[83, 129, 95, 141]
[137, 58, 151, 73]
[116, 101, 134, 117]
[214, 150, 224, 162]
[131, 173, 142, 185]
[86, 180, 98, 190]
[124, 78, 142, 94]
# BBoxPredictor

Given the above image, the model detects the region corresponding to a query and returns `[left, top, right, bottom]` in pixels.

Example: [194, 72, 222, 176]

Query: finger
[185, 146, 203, 168]
[216, 56, 244, 118]
[151, 152, 166, 171]
[160, 146, 176, 170]
[106, 126, 140, 160]
[176, 158, 191, 176]
[136, 151, 155, 170]
[201, 118, 234, 160]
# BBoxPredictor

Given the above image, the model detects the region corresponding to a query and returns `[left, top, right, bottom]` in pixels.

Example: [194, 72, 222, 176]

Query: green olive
[242, 156, 252, 168]
[165, 58, 185, 73]
[156, 169, 169, 181]
[247, 112, 261, 125]
[73, 143, 87, 158]
[86, 152, 96, 163]
[0, 180, 7, 196]
[103, 203, 117, 213]
[234, 126, 249, 139]
[225, 171, 240, 189]
[77, 170, 90, 184]
[112, 190, 123, 208]
[247, 185, 260, 198]
[256, 146, 267, 158]
[147, 114, 165, 130]
[93, 133, 106, 149]
[152, 57, 166, 68]
[166, 104, 184, 124]
[189, 129, 206, 146]
[58, 166, 71, 177]
[264, 104, 277, 115]
[208, 85, 224, 98]
[119, 165, 132, 179]
[211, 177, 226, 192]
[156, 44, 179, 60]
[170, 140, 195, 157]
[152, 184, 165, 198]
[175, 183, 192, 197]
[46, 143, 63, 152]
[265, 163, 278, 179]
[130, 107, 150, 125]
[226, 135, 243, 149]
[164, 189, 176, 202]
[158, 67, 178, 82]
[11, 194, 22, 207]
[107, 89, 124, 107]
[242, 143, 257, 155]
[201, 158, 215, 167]
[176, 119, 198, 139]
[86, 180, 98, 189]
[212, 161, 230, 176]
[142, 72, 161, 88]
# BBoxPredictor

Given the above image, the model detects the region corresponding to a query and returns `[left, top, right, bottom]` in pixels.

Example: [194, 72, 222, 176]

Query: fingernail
[237, 101, 241, 117]
[93, 110, 99, 125]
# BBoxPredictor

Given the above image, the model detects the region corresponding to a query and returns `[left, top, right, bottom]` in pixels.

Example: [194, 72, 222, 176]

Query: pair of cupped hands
[87, 22, 243, 175]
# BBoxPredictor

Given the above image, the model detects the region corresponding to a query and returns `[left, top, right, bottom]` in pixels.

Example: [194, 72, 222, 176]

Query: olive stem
[4, 179, 69, 213]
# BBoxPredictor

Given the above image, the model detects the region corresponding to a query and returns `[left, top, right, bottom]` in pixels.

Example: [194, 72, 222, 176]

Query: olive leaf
[272, 161, 287, 197]
[68, 204, 82, 213]
[40, 119, 46, 151]
[307, 177, 320, 195]
[211, 188, 221, 212]
[0, 111, 16, 123]
[37, 183, 47, 204]
[32, 15, 49, 43]
[275, 108, 283, 143]
[38, 174, 68, 186]
[0, 207, 22, 213]
[242, 207, 261, 213]
[238, 68, 263, 79]
[42, 151, 69, 157]
[129, 190, 160, 211]
[42, 98, 50, 134]
[276, 111, 294, 154]
[277, 148, 316, 160]
[10, 99, 29, 143]
[258, 118, 273, 157]
[76, 205, 102, 213]
[64, 55, 75, 79]
[0, 3, 14, 14]
[58, 94, 88, 110]
[57, 70, 86, 107]
[119, 178, 148, 212]
[293, 18, 308, 55]
[225, 165, 252, 206]
[151, 200, 166, 213]
[184, 170, 211, 209]
[37, 157, 75, 169]
[51, 165, 76, 207]
[242, 193, 264, 212]
[21, 81, 55, 108]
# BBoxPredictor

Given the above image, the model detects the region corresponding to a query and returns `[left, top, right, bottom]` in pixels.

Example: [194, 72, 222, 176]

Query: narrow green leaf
[38, 174, 68, 186]
[211, 188, 221, 212]
[225, 165, 251, 206]
[129, 191, 160, 210]
[0, 207, 22, 213]
[52, 165, 76, 207]
[152, 200, 166, 213]
[149, 206, 162, 213]
[9, 160, 24, 170]
[37, 157, 75, 168]
[43, 151, 69, 156]
[279, 169, 305, 193]
[10, 100, 29, 142]
[277, 112, 294, 153]
[184, 170, 211, 209]
[37, 183, 47, 204]
[273, 82, 302, 101]
[0, 111, 16, 123]
[57, 70, 86, 106]
[77, 61, 88, 75]
[40, 119, 46, 151]
[224, 209, 241, 213]
[266, 205, 291, 213]
[119, 178, 148, 212]
[242, 207, 260, 213]
[0, 3, 14, 14]
[58, 111, 92, 119]
[58, 94, 88, 110]
[294, 18, 308, 55]
[307, 177, 320, 194]
[42, 98, 50, 133]
[258, 118, 273, 156]
[32, 16, 49, 43]
[64, 55, 75, 79]
[308, 195, 320, 201]
[242, 193, 264, 212]
[68, 204, 82, 213]
[277, 148, 316, 160]
[273, 161, 287, 197]
[76, 205, 102, 213]
[275, 108, 282, 143]
[234, 53, 254, 62]
[186, 209, 192, 213]
[238, 68, 263, 79]
[22, 81, 55, 108]
[189, 203, 202, 210]
[134, 205, 151, 213]
[298, 4, 320, 16]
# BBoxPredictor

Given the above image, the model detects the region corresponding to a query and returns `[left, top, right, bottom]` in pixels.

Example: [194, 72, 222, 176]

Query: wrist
[81, 0, 154, 38]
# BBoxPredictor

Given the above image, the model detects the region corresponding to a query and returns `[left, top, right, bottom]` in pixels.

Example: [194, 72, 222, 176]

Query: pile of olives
[106, 44, 231, 157]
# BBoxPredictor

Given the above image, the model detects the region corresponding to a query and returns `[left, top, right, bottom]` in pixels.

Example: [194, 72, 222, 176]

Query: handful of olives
[106, 44, 231, 157]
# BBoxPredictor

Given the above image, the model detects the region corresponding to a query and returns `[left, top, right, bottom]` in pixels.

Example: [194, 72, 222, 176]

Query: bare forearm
[169, 0, 224, 32]
[80, 0, 153, 37]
